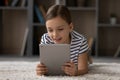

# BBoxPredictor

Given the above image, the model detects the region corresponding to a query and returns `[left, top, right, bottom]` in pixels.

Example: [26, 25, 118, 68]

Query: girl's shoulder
[71, 30, 86, 41]
[41, 33, 50, 39]
[42, 33, 49, 37]
[41, 33, 54, 44]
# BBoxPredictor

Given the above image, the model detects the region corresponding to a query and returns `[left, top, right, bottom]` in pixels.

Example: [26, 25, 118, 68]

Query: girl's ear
[69, 22, 74, 32]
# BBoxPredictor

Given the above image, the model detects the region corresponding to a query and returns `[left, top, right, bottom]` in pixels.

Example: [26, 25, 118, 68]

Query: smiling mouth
[53, 38, 62, 42]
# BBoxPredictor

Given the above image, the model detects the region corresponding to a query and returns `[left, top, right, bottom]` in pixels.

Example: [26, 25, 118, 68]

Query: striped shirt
[40, 30, 89, 64]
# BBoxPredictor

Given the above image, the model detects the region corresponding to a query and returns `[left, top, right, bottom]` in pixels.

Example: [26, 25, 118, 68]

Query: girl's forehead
[47, 24, 66, 29]
[46, 17, 68, 27]
[46, 16, 67, 23]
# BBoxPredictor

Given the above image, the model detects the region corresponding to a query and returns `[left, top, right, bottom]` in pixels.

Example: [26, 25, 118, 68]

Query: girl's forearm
[76, 68, 88, 76]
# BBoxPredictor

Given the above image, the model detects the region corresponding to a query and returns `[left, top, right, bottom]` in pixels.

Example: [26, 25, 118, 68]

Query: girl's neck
[67, 33, 72, 44]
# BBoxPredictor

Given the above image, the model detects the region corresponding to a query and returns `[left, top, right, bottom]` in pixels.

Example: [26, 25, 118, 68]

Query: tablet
[39, 44, 70, 76]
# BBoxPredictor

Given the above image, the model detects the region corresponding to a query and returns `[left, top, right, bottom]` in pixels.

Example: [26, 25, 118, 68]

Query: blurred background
[0, 0, 120, 59]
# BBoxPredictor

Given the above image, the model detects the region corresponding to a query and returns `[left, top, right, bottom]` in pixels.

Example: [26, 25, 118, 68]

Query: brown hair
[46, 5, 72, 24]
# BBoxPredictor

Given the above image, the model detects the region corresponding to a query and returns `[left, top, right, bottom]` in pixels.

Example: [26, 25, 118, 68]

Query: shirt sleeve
[40, 34, 45, 44]
[79, 37, 89, 54]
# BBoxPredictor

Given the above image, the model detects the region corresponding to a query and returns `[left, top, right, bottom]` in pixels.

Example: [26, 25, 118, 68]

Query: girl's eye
[48, 30, 53, 32]
[58, 29, 64, 31]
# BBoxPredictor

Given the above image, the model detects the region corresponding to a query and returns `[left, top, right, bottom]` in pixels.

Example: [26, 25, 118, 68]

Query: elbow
[77, 68, 88, 75]
[82, 69, 88, 74]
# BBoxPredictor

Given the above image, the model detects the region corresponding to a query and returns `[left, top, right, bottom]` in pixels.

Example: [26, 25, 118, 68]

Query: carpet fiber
[0, 61, 120, 80]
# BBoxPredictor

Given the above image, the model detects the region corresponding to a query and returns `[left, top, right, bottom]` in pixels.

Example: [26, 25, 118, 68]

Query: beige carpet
[0, 61, 120, 80]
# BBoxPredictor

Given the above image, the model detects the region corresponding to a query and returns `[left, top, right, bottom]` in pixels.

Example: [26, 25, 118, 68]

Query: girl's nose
[53, 31, 58, 37]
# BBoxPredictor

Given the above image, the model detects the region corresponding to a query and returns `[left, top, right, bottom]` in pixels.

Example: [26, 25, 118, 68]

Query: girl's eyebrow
[47, 25, 65, 29]
[57, 25, 65, 28]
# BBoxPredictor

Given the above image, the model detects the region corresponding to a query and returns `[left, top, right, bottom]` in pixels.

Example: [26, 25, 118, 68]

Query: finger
[63, 65, 76, 75]
[63, 67, 71, 75]
[36, 68, 48, 75]
[64, 62, 71, 66]
[36, 67, 48, 71]
[62, 66, 71, 72]
[64, 63, 75, 68]
[61, 65, 69, 71]
[37, 64, 46, 67]
[66, 61, 74, 64]
[36, 70, 47, 76]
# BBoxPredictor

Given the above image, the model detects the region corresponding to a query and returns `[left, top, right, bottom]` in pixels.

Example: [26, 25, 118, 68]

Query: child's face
[46, 16, 73, 44]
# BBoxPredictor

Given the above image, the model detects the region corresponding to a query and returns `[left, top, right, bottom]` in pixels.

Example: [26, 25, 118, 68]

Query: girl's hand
[62, 61, 77, 76]
[36, 63, 48, 76]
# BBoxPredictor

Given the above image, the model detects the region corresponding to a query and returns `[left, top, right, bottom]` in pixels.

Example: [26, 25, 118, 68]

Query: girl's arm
[62, 51, 89, 76]
[77, 52, 88, 75]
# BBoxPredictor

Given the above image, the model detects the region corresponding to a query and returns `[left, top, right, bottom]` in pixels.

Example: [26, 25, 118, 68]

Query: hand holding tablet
[39, 44, 70, 75]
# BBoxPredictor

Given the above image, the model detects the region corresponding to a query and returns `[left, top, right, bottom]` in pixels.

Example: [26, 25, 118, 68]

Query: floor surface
[0, 56, 120, 63]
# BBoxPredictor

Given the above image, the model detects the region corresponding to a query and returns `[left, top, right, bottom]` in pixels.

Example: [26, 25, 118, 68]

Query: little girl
[36, 5, 90, 76]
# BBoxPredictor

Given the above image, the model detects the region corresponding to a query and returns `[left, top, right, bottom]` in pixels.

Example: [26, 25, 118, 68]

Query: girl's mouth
[53, 38, 62, 43]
